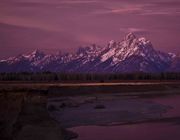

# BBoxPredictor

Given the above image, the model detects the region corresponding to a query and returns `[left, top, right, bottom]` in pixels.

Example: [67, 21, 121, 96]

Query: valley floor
[0, 81, 180, 140]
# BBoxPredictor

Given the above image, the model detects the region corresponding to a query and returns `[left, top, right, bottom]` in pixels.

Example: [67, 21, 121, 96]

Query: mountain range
[1, 33, 180, 73]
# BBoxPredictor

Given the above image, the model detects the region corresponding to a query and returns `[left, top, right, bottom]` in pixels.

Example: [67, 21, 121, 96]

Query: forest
[0, 72, 180, 82]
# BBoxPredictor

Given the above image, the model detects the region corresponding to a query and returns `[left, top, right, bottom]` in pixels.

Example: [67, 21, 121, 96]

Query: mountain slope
[0, 33, 179, 73]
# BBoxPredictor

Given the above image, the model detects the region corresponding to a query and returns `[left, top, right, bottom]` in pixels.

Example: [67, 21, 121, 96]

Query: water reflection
[70, 123, 180, 140]
[69, 95, 180, 140]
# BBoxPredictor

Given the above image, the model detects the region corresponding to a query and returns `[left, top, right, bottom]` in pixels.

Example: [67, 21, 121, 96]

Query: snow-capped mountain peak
[108, 40, 116, 48]
[124, 32, 136, 41]
[138, 37, 151, 45]
[30, 49, 45, 58]
[0, 33, 179, 73]
[31, 49, 44, 55]
[22, 49, 44, 58]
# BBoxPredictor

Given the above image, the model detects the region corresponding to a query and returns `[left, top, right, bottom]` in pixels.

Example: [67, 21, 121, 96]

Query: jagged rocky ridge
[0, 33, 180, 73]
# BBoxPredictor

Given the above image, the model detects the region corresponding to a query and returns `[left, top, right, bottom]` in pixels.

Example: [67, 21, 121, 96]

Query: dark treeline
[0, 72, 180, 82]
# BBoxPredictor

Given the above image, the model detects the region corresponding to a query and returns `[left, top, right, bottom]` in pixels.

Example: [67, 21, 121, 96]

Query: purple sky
[1, 0, 180, 59]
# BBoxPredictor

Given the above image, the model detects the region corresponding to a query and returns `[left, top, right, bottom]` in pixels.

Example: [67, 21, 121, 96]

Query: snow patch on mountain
[101, 48, 116, 62]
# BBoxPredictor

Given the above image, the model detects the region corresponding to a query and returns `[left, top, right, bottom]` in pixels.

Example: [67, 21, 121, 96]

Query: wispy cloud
[140, 9, 180, 16]
[92, 4, 145, 15]
[91, 1, 180, 16]
[139, 1, 180, 16]
[0, 15, 64, 32]
[59, 0, 99, 4]
[120, 27, 149, 35]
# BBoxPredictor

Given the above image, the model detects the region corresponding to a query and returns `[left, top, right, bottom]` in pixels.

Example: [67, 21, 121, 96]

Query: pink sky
[0, 0, 180, 58]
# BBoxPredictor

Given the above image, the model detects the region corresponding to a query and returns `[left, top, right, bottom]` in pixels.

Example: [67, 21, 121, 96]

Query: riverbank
[1, 81, 180, 96]
[0, 92, 70, 140]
